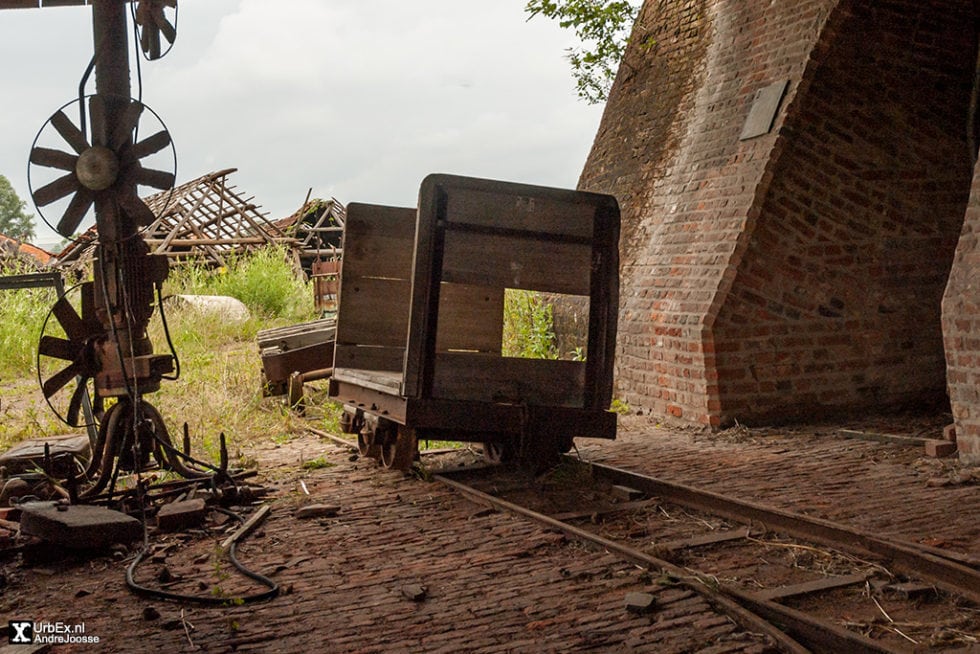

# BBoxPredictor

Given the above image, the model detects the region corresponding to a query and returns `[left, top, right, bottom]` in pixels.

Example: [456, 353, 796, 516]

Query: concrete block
[924, 439, 957, 458]
[401, 584, 427, 602]
[156, 499, 207, 531]
[19, 501, 142, 548]
[625, 591, 656, 614]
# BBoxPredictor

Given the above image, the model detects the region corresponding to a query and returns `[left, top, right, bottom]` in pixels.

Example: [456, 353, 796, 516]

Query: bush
[502, 289, 559, 359]
[0, 261, 59, 379]
[166, 246, 314, 321]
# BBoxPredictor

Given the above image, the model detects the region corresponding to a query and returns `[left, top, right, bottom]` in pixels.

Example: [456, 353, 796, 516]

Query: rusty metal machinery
[16, 0, 222, 499]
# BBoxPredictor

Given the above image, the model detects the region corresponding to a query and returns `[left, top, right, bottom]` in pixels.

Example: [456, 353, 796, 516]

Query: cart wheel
[357, 428, 382, 460]
[482, 438, 516, 464]
[380, 426, 418, 471]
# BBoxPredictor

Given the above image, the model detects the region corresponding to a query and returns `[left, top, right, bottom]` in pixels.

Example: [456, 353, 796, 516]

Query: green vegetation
[0, 262, 58, 380]
[0, 174, 35, 242]
[502, 289, 559, 359]
[0, 247, 323, 457]
[166, 245, 313, 320]
[301, 456, 334, 470]
[525, 0, 640, 103]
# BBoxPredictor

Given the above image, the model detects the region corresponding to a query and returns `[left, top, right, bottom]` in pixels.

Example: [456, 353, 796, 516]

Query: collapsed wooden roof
[270, 197, 345, 272]
[56, 168, 291, 268]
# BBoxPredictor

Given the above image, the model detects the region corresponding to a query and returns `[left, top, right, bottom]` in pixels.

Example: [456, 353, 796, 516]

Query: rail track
[434, 456, 980, 654]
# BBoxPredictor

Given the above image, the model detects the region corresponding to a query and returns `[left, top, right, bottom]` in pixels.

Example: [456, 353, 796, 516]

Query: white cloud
[0, 0, 604, 246]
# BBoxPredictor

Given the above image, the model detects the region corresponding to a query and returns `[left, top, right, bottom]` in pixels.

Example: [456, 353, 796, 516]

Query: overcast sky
[0, 0, 606, 249]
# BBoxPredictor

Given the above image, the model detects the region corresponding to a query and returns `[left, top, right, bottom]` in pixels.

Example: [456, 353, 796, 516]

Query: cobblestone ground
[580, 417, 980, 559]
[0, 436, 777, 654]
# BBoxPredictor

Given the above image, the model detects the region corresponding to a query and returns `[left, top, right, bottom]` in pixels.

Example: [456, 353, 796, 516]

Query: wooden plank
[335, 277, 410, 347]
[584, 202, 620, 410]
[431, 353, 585, 407]
[441, 228, 592, 295]
[331, 368, 403, 395]
[551, 499, 661, 522]
[752, 573, 870, 602]
[836, 429, 928, 447]
[342, 203, 417, 281]
[333, 344, 405, 372]
[435, 283, 504, 353]
[220, 504, 270, 553]
[445, 187, 597, 239]
[655, 529, 754, 553]
[261, 342, 334, 383]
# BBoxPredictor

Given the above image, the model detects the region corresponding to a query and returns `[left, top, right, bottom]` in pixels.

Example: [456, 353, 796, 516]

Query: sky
[0, 0, 607, 250]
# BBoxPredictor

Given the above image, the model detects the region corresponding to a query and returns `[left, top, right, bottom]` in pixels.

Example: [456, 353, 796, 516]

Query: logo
[8, 621, 33, 645]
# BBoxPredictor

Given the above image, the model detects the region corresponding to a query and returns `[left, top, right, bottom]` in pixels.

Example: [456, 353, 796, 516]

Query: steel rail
[578, 458, 980, 605]
[435, 472, 898, 654]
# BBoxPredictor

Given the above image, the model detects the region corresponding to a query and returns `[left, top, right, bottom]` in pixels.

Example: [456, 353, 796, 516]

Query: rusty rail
[579, 458, 980, 606]
[435, 472, 899, 654]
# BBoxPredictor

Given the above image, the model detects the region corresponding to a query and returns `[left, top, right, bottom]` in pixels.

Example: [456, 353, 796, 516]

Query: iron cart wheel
[482, 438, 517, 464]
[380, 425, 418, 471]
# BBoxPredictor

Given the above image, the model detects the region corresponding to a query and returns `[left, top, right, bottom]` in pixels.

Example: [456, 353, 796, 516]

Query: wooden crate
[329, 174, 620, 463]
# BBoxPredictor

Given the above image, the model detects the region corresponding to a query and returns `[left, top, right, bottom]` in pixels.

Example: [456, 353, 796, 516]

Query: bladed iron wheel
[27, 94, 176, 241]
[36, 281, 105, 428]
[134, 0, 178, 60]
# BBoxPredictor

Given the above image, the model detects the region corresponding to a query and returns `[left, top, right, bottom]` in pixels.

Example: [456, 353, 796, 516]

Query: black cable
[125, 507, 279, 605]
[156, 284, 181, 380]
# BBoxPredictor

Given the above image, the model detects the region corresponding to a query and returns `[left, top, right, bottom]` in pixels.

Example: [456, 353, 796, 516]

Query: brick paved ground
[5, 416, 978, 653]
[580, 418, 980, 559]
[0, 436, 777, 654]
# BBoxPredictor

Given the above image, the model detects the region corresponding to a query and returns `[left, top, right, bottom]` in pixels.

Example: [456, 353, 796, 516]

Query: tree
[525, 0, 640, 104]
[0, 174, 36, 242]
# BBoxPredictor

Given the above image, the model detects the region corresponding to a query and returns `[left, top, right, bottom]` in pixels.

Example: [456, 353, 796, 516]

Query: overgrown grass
[166, 245, 313, 321]
[0, 247, 325, 458]
[502, 289, 559, 359]
[0, 262, 59, 381]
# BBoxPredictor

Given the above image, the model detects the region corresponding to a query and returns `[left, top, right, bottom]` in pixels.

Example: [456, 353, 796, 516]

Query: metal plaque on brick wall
[740, 80, 789, 140]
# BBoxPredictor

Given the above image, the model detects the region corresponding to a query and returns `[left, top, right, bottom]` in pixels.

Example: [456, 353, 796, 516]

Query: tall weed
[166, 246, 314, 321]
[502, 289, 559, 359]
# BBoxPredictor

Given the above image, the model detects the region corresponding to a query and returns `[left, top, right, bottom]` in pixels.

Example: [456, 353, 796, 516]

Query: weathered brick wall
[580, 0, 838, 425]
[581, 0, 980, 448]
[713, 1, 975, 423]
[944, 164, 980, 463]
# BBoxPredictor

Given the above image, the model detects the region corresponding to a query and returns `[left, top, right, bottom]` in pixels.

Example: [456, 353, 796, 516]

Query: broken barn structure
[270, 197, 345, 274]
[581, 0, 980, 462]
[269, 197, 344, 315]
[55, 168, 294, 269]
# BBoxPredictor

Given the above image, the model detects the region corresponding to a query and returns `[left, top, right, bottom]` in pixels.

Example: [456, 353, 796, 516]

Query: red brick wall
[713, 1, 975, 423]
[581, 0, 980, 443]
[580, 0, 838, 425]
[944, 163, 980, 463]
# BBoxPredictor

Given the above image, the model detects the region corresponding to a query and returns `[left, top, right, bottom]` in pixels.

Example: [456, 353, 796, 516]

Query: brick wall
[713, 1, 975, 423]
[944, 162, 980, 463]
[580, 0, 838, 425]
[581, 0, 980, 446]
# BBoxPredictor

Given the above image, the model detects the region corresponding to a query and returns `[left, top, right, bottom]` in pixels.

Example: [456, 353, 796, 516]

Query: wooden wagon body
[328, 174, 620, 469]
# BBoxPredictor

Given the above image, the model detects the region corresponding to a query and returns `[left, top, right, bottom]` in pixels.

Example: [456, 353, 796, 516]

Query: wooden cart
[328, 174, 620, 470]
